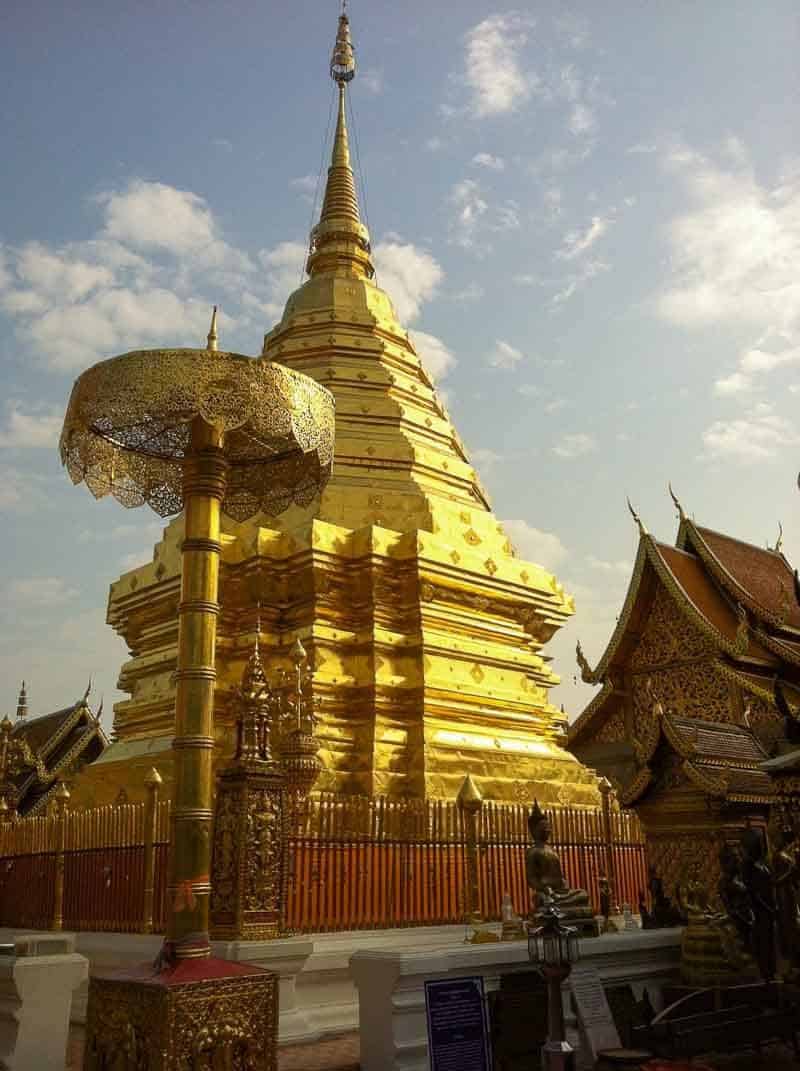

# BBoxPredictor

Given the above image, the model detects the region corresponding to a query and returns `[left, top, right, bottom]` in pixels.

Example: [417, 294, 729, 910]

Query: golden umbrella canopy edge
[59, 346, 335, 520]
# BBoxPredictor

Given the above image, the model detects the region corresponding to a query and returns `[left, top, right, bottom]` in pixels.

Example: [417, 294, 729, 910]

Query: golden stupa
[73, 12, 596, 807]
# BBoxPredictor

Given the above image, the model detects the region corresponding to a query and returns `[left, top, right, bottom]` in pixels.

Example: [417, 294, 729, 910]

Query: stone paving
[66, 1029, 800, 1070]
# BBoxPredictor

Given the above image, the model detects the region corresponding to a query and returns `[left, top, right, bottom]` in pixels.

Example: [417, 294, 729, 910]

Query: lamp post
[60, 314, 334, 1069]
[528, 894, 580, 1071]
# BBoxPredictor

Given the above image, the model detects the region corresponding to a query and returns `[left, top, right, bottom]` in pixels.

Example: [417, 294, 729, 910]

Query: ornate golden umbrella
[61, 315, 334, 1071]
[60, 315, 333, 962]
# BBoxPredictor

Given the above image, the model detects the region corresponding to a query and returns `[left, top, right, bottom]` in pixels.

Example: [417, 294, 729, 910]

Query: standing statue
[740, 826, 778, 981]
[526, 799, 597, 936]
[772, 826, 800, 966]
[641, 866, 683, 929]
[718, 841, 754, 947]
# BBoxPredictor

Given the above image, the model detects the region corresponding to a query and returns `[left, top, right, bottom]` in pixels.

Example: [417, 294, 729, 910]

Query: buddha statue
[526, 799, 597, 935]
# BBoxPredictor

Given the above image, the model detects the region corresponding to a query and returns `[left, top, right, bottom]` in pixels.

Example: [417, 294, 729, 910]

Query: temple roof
[679, 521, 800, 631]
[570, 497, 799, 762]
[5, 687, 107, 816]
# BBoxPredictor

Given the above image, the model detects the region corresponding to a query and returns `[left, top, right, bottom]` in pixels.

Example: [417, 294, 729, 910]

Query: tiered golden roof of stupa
[72, 11, 597, 808]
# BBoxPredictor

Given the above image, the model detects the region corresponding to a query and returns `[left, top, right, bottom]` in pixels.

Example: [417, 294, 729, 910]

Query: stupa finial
[330, 6, 356, 84]
[307, 7, 373, 279]
[206, 306, 218, 351]
[16, 681, 28, 720]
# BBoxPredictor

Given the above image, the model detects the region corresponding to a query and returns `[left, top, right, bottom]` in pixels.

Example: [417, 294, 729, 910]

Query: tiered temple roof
[3, 683, 107, 815]
[569, 495, 800, 810]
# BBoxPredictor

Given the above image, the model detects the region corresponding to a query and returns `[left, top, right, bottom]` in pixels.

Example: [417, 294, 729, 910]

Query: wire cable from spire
[346, 86, 374, 274]
[302, 83, 338, 284]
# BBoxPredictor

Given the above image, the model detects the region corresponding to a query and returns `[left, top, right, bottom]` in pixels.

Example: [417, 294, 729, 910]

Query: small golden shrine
[1, 681, 107, 815]
[569, 491, 800, 893]
[71, 10, 596, 808]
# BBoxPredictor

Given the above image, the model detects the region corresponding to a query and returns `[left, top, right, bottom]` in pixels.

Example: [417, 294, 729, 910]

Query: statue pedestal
[350, 928, 682, 1071]
[82, 957, 278, 1070]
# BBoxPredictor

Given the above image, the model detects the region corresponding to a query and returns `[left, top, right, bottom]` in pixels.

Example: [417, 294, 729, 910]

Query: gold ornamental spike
[290, 637, 307, 666]
[144, 766, 163, 788]
[15, 681, 28, 720]
[206, 306, 218, 351]
[457, 773, 483, 808]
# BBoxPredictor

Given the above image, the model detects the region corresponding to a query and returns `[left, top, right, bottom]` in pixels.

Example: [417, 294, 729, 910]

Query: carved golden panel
[630, 586, 715, 670]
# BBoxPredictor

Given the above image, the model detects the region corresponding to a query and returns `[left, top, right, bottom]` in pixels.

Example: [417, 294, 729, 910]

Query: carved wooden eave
[618, 765, 652, 806]
[678, 518, 800, 634]
[567, 680, 614, 743]
[717, 662, 800, 710]
[682, 758, 727, 798]
[586, 537, 650, 683]
[750, 625, 800, 667]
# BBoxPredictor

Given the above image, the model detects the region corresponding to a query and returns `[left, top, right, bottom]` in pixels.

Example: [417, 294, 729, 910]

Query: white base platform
[0, 923, 681, 1053]
[351, 928, 683, 1071]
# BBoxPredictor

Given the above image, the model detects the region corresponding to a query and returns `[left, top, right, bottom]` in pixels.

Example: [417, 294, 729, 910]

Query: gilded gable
[630, 585, 715, 670]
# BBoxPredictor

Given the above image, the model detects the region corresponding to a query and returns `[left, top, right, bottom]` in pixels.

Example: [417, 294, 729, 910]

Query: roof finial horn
[668, 482, 685, 522]
[206, 306, 218, 352]
[83, 676, 93, 702]
[627, 497, 647, 537]
[774, 521, 784, 553]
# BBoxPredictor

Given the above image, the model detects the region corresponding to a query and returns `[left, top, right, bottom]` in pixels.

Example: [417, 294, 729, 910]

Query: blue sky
[1, 2, 799, 724]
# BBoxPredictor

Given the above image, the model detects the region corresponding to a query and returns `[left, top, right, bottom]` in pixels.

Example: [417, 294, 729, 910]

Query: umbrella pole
[168, 417, 226, 959]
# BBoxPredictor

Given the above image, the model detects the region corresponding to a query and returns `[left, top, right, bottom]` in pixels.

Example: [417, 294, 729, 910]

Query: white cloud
[558, 65, 596, 136]
[544, 398, 569, 414]
[99, 180, 217, 255]
[360, 68, 384, 95]
[586, 555, 630, 575]
[552, 432, 597, 458]
[557, 215, 611, 260]
[502, 519, 568, 571]
[373, 241, 444, 323]
[409, 330, 456, 382]
[471, 447, 503, 477]
[451, 282, 485, 303]
[256, 240, 306, 320]
[550, 258, 609, 307]
[0, 180, 258, 370]
[7, 577, 78, 606]
[448, 180, 488, 248]
[290, 174, 318, 201]
[657, 145, 800, 345]
[472, 152, 505, 171]
[702, 403, 799, 462]
[463, 13, 536, 118]
[425, 137, 444, 152]
[488, 340, 524, 369]
[0, 403, 62, 448]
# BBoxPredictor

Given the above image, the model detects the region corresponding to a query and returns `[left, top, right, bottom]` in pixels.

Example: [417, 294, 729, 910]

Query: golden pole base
[82, 959, 277, 1070]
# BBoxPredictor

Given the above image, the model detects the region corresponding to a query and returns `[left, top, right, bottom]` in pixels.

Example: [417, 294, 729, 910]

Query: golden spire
[206, 306, 218, 351]
[307, 8, 374, 279]
[626, 497, 647, 537]
[15, 681, 27, 720]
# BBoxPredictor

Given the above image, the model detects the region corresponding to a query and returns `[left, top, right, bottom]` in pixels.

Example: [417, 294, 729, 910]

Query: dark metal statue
[641, 866, 684, 929]
[740, 826, 778, 980]
[717, 841, 754, 948]
[772, 826, 800, 965]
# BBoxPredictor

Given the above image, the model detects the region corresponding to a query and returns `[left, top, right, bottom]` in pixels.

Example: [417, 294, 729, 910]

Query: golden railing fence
[0, 792, 647, 935]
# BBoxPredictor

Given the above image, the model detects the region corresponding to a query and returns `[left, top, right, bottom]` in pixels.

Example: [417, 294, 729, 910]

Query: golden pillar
[457, 774, 483, 925]
[142, 766, 162, 935]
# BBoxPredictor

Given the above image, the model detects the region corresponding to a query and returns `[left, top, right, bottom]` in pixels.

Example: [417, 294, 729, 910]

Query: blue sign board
[424, 975, 492, 1071]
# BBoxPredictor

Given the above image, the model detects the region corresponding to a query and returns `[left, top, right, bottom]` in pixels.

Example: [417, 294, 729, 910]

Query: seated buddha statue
[526, 800, 596, 934]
